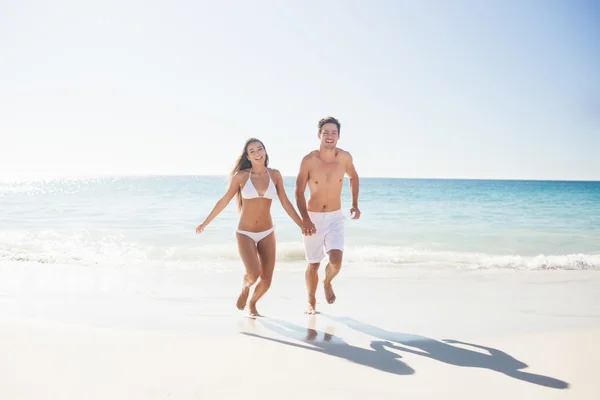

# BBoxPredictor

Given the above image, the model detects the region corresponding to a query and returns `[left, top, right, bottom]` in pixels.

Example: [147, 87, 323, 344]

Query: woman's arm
[272, 169, 303, 229]
[196, 173, 242, 233]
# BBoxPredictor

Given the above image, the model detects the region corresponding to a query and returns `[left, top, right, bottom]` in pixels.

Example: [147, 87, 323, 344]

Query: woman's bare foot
[236, 286, 250, 310]
[324, 281, 336, 304]
[248, 302, 261, 317]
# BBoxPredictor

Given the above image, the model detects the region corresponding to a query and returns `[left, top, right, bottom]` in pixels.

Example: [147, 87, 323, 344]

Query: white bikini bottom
[236, 226, 275, 244]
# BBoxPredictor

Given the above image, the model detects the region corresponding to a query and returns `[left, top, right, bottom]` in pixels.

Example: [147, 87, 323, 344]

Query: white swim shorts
[302, 210, 345, 263]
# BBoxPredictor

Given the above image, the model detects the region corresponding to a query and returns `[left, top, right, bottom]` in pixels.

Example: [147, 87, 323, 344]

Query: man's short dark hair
[318, 116, 341, 134]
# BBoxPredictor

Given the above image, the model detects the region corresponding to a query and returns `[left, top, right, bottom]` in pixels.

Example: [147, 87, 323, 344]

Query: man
[295, 116, 360, 315]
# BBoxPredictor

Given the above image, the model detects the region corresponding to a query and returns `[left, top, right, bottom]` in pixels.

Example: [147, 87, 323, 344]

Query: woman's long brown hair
[228, 138, 269, 212]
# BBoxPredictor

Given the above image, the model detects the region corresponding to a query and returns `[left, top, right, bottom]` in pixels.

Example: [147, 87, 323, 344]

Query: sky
[1, 0, 599, 180]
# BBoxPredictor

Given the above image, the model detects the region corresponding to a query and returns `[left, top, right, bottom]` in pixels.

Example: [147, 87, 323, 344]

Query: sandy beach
[3, 0, 599, 396]
[1, 264, 599, 399]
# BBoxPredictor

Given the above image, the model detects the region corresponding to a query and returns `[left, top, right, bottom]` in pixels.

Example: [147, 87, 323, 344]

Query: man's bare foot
[248, 303, 261, 317]
[305, 294, 317, 314]
[236, 286, 250, 310]
[305, 302, 316, 315]
[324, 281, 336, 304]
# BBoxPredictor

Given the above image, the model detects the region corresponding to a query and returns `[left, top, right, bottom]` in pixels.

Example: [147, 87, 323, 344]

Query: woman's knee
[245, 271, 260, 285]
[259, 275, 272, 288]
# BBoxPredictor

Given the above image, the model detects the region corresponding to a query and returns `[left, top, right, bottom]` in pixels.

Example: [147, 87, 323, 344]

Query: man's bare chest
[309, 162, 345, 185]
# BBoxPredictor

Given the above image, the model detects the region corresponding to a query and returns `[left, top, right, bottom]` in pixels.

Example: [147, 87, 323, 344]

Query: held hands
[350, 206, 361, 220]
[301, 218, 316, 236]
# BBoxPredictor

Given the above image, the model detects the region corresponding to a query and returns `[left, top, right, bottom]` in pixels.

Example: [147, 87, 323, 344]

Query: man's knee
[328, 250, 343, 268]
[307, 262, 320, 271]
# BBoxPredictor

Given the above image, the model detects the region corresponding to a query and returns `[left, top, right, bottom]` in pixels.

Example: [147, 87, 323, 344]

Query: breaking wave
[1, 231, 598, 271]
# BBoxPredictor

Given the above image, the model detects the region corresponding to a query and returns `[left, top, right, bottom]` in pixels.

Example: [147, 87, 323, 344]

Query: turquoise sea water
[1, 176, 599, 271]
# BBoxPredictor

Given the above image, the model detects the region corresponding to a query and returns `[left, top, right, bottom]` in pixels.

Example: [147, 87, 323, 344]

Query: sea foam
[1, 231, 598, 271]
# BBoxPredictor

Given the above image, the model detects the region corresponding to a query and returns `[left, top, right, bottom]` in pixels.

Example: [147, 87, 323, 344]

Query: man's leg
[305, 262, 320, 314]
[323, 212, 345, 304]
[324, 250, 342, 304]
[302, 220, 325, 314]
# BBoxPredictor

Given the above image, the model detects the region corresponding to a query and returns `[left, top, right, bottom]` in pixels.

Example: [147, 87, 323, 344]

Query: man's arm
[295, 155, 311, 220]
[295, 155, 317, 235]
[346, 153, 360, 219]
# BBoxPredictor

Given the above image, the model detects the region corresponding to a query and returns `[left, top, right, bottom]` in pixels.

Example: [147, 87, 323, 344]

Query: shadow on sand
[240, 315, 569, 389]
[325, 315, 569, 389]
[240, 316, 414, 376]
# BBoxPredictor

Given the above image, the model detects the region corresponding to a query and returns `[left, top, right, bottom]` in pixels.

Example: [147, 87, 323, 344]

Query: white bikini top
[241, 169, 277, 200]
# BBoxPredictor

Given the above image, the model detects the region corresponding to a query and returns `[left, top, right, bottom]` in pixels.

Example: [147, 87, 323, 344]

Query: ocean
[1, 176, 599, 272]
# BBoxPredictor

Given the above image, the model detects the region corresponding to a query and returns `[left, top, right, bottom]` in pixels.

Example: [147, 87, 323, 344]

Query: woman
[196, 138, 303, 317]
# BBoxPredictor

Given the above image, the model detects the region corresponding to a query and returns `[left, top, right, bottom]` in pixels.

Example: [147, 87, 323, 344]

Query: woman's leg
[247, 231, 276, 316]
[235, 232, 261, 310]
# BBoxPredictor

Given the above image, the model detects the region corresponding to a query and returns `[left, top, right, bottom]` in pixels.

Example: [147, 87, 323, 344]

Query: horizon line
[1, 173, 599, 183]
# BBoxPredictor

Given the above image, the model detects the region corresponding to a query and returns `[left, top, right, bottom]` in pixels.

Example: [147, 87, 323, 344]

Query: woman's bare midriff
[237, 199, 274, 232]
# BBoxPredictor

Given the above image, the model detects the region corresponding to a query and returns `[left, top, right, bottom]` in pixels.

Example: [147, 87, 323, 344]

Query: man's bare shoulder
[335, 147, 352, 159]
[301, 151, 320, 164]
